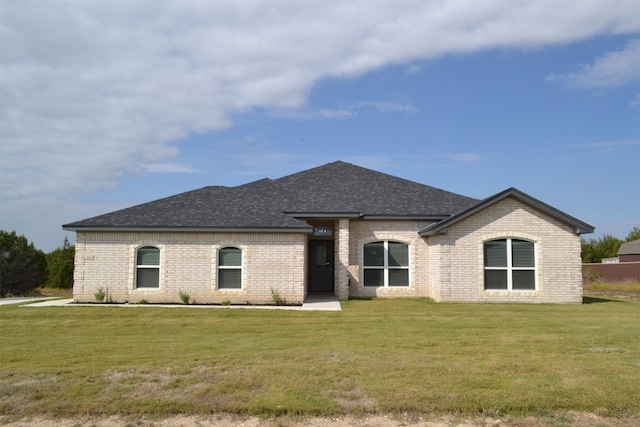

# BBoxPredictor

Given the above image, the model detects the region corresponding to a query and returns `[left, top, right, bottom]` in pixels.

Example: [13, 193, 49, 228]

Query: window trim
[363, 240, 410, 287]
[483, 238, 536, 291]
[135, 245, 161, 289]
[217, 246, 243, 290]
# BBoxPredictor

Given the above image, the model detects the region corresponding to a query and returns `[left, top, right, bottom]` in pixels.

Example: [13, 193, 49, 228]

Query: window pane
[363, 269, 383, 287]
[219, 247, 241, 266]
[137, 247, 159, 266]
[513, 270, 535, 290]
[484, 240, 507, 267]
[219, 269, 241, 289]
[136, 268, 159, 288]
[364, 242, 384, 266]
[388, 242, 409, 267]
[512, 240, 534, 267]
[484, 270, 507, 290]
[389, 269, 409, 286]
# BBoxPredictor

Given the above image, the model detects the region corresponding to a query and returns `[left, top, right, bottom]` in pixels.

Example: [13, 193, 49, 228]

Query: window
[484, 238, 535, 290]
[218, 247, 242, 289]
[136, 246, 160, 288]
[363, 241, 409, 287]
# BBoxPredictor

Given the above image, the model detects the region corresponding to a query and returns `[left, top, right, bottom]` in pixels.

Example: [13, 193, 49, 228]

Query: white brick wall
[346, 220, 433, 299]
[430, 197, 583, 303]
[72, 198, 583, 305]
[74, 232, 306, 304]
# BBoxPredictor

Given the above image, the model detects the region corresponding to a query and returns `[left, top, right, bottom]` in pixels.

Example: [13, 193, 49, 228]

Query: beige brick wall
[73, 231, 306, 305]
[430, 197, 583, 303]
[72, 199, 583, 305]
[346, 220, 434, 298]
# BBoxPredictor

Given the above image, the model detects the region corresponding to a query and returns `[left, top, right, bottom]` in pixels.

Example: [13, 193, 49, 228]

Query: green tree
[0, 230, 48, 296]
[44, 237, 75, 289]
[581, 232, 629, 263]
[625, 227, 640, 242]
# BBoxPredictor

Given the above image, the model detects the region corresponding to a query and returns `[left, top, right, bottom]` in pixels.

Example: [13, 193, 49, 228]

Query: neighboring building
[63, 161, 594, 304]
[618, 239, 640, 263]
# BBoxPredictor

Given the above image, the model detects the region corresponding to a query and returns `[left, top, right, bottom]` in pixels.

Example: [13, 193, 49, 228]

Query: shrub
[179, 290, 190, 305]
[271, 288, 286, 305]
[582, 268, 601, 283]
[94, 287, 106, 303]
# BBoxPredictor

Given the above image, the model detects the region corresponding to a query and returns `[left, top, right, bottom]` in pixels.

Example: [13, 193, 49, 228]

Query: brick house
[63, 161, 594, 304]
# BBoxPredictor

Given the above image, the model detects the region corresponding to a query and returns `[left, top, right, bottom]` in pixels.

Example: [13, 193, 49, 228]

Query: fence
[582, 262, 640, 282]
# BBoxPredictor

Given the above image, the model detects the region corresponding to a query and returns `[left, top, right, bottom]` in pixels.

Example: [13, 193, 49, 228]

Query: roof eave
[361, 214, 448, 221]
[62, 225, 314, 234]
[286, 212, 363, 219]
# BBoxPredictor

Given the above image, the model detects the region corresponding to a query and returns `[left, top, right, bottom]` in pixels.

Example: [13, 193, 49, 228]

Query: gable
[419, 188, 594, 236]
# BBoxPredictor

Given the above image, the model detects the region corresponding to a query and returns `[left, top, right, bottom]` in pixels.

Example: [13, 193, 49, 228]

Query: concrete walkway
[8, 294, 342, 311]
[0, 297, 64, 306]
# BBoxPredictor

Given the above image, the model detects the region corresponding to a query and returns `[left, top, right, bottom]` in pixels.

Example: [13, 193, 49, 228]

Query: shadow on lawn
[582, 296, 624, 304]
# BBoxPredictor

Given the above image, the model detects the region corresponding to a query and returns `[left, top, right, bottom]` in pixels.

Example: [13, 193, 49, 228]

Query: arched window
[363, 241, 409, 287]
[484, 239, 535, 290]
[136, 246, 160, 288]
[218, 247, 242, 289]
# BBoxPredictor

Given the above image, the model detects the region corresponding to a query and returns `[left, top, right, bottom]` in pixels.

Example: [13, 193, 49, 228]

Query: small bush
[271, 288, 286, 305]
[582, 268, 601, 283]
[137, 299, 149, 305]
[179, 290, 190, 305]
[94, 287, 106, 303]
[222, 299, 231, 306]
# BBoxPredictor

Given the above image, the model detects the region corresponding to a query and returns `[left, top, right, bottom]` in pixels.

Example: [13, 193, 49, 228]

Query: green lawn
[1, 298, 639, 420]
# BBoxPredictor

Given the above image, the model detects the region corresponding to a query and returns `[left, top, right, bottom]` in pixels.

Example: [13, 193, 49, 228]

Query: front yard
[1, 297, 639, 425]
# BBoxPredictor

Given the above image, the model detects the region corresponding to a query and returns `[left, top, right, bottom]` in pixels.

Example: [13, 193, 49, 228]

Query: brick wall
[74, 231, 306, 304]
[431, 197, 583, 303]
[346, 220, 433, 298]
[72, 199, 584, 305]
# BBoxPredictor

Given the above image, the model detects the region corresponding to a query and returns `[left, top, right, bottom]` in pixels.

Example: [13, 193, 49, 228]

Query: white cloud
[1, 0, 638, 248]
[547, 38, 640, 88]
[271, 101, 416, 120]
[352, 101, 418, 115]
[440, 153, 483, 163]
[140, 162, 201, 174]
[270, 108, 356, 120]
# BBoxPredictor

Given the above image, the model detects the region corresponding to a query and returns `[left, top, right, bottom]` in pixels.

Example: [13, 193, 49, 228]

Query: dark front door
[308, 240, 335, 292]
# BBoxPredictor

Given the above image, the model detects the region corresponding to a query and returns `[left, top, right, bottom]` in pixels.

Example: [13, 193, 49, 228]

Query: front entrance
[308, 240, 335, 293]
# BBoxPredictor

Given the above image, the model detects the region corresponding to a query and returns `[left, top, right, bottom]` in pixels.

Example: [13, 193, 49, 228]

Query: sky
[1, 0, 639, 252]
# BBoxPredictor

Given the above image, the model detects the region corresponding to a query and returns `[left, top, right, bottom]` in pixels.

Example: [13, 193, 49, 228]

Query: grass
[1, 297, 639, 422]
[583, 280, 640, 301]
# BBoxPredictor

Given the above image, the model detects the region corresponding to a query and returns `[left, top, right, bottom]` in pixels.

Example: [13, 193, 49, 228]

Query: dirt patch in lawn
[2, 412, 638, 427]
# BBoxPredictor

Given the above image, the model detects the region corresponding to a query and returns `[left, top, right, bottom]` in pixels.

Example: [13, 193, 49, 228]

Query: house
[618, 239, 640, 263]
[63, 161, 594, 304]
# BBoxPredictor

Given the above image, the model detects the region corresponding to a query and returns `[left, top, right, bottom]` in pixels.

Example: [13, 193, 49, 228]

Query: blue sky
[1, 1, 639, 251]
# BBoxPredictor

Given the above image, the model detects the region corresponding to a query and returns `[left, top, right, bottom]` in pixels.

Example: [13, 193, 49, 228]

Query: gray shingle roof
[618, 239, 640, 256]
[62, 161, 480, 231]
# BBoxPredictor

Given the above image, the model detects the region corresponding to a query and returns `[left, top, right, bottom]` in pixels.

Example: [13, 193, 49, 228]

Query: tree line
[580, 227, 640, 264]
[0, 230, 74, 297]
